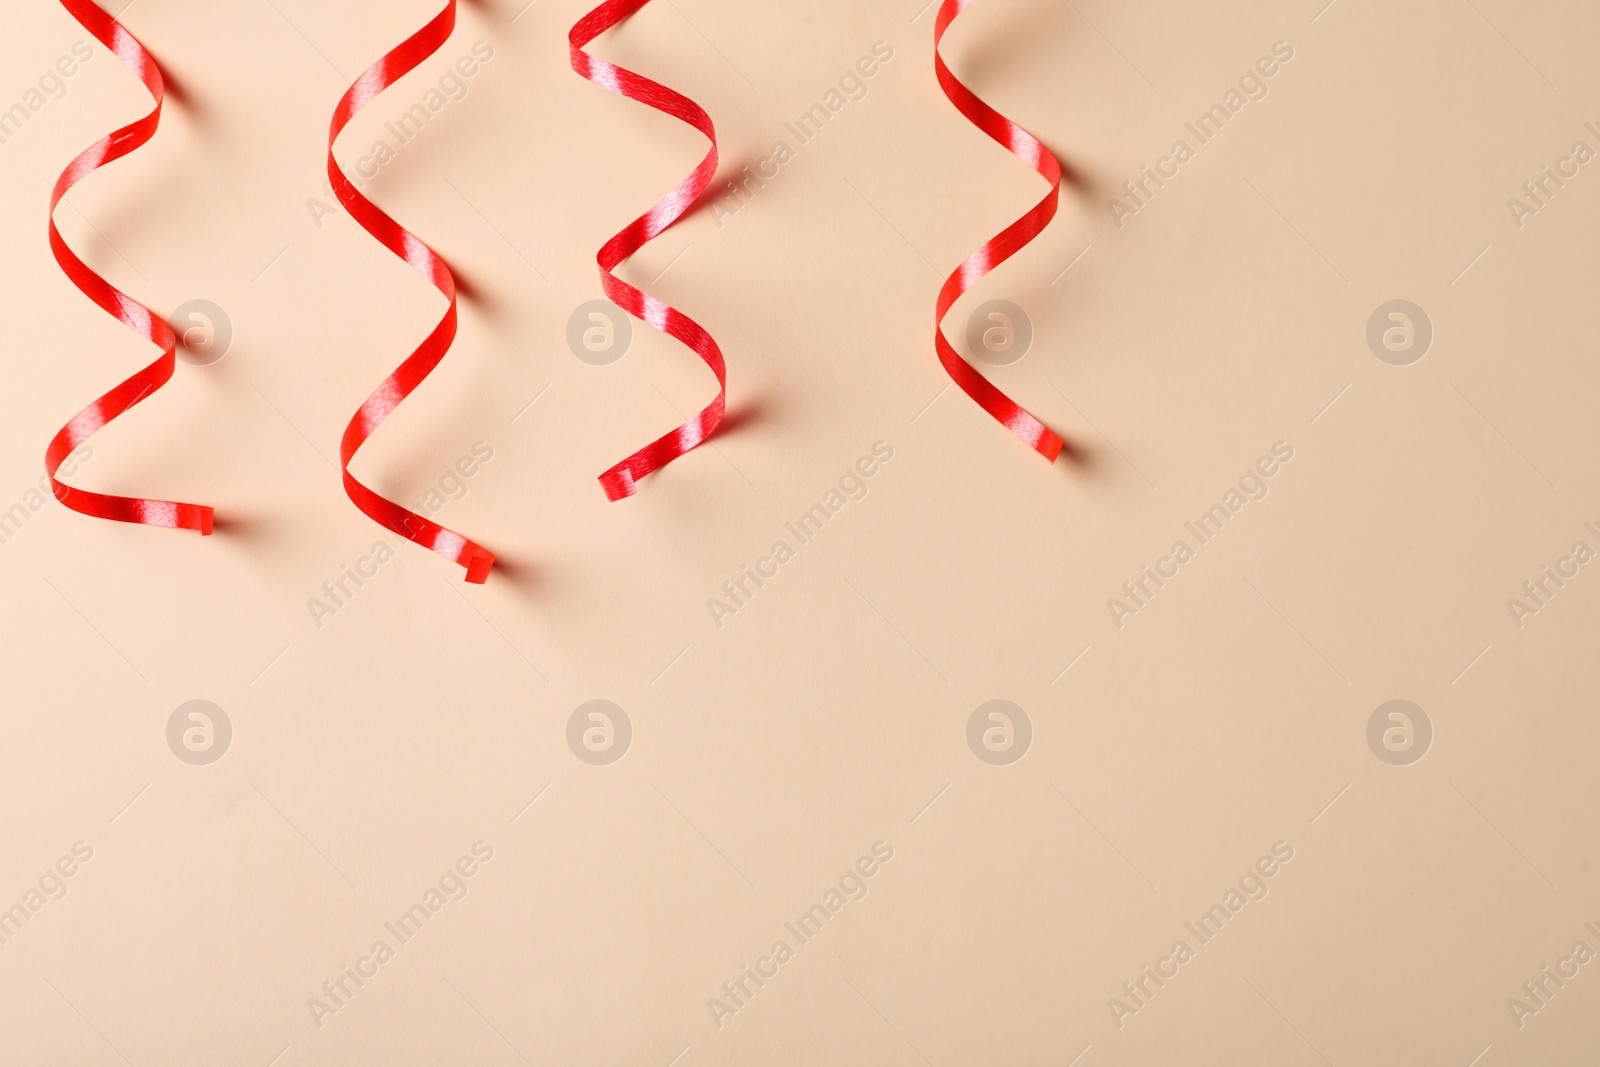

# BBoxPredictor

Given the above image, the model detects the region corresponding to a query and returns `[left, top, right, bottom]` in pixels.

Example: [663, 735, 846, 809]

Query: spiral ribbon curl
[570, 0, 727, 501]
[329, 0, 493, 583]
[934, 0, 1065, 462]
[46, 0, 213, 533]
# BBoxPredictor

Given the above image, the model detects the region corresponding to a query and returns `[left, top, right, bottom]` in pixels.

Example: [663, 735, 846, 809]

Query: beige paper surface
[2, 0, 1598, 1063]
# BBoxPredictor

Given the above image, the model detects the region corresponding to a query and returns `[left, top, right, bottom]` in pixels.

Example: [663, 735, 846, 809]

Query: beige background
[2, 0, 1599, 1063]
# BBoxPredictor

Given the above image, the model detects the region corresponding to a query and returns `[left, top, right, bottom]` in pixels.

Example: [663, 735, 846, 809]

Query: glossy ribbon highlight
[570, 0, 727, 501]
[46, 0, 213, 533]
[329, 0, 493, 583]
[934, 0, 1065, 461]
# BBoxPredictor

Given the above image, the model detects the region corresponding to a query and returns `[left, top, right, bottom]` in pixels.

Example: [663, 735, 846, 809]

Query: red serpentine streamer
[329, 0, 493, 583]
[46, 0, 213, 534]
[570, 0, 727, 502]
[935, 0, 1065, 462]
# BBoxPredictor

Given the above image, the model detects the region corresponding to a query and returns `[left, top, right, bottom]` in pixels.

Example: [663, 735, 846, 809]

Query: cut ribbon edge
[934, 0, 1065, 463]
[328, 0, 494, 583]
[47, 0, 213, 534]
[570, 0, 727, 502]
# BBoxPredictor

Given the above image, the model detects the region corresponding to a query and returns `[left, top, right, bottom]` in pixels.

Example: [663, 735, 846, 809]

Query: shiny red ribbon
[570, 0, 727, 501]
[46, 0, 213, 534]
[934, 0, 1064, 462]
[329, 0, 493, 583]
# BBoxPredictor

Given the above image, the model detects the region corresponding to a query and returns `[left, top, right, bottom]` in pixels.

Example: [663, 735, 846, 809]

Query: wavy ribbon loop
[934, 0, 1065, 462]
[329, 0, 493, 583]
[570, 0, 727, 501]
[47, 0, 213, 533]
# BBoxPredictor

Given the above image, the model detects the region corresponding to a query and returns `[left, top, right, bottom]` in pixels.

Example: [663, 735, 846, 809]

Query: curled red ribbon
[570, 0, 727, 502]
[329, 0, 493, 583]
[46, 0, 213, 534]
[934, 0, 1065, 462]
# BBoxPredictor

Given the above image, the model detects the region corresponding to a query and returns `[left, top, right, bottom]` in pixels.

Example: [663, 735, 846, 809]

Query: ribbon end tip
[198, 509, 215, 536]
[465, 552, 494, 585]
[600, 472, 637, 502]
[1039, 433, 1065, 464]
